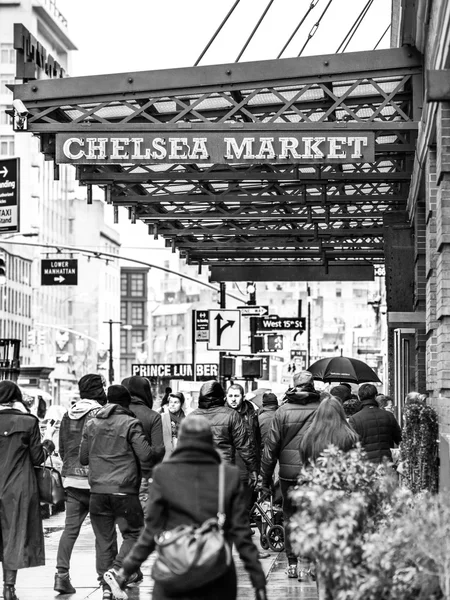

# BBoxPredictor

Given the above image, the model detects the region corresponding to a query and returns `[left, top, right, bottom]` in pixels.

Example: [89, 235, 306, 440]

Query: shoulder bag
[151, 461, 231, 593]
[35, 454, 65, 505]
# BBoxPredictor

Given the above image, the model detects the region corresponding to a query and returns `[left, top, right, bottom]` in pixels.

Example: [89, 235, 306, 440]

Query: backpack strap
[217, 462, 226, 530]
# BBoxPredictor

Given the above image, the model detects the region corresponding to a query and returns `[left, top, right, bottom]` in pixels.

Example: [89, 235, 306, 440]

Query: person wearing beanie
[54, 373, 107, 594]
[160, 391, 186, 460]
[79, 384, 154, 599]
[190, 380, 258, 482]
[330, 384, 352, 404]
[260, 370, 320, 582]
[106, 415, 267, 600]
[121, 376, 165, 514]
[0, 380, 55, 600]
[258, 392, 279, 453]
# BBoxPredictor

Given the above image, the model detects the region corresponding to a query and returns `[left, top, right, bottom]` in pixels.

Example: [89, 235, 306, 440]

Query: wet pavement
[11, 511, 318, 599]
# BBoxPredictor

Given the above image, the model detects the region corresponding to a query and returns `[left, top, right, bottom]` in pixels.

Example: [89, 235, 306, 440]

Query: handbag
[35, 455, 65, 505]
[151, 462, 231, 593]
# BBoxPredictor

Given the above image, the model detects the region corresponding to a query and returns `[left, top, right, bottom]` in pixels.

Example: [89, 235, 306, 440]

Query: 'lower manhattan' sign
[56, 131, 374, 164]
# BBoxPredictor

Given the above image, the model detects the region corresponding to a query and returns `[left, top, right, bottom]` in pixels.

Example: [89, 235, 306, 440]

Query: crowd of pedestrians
[0, 367, 409, 600]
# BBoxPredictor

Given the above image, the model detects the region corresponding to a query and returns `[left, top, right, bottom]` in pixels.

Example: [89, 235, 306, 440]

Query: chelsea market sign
[55, 131, 375, 164]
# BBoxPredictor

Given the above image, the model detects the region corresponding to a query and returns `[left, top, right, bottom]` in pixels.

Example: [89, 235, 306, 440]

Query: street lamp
[103, 319, 132, 384]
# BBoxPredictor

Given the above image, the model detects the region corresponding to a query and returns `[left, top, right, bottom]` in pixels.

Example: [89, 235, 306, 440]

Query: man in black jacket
[260, 371, 320, 580]
[191, 380, 258, 486]
[349, 383, 402, 463]
[79, 385, 153, 600]
[121, 376, 165, 513]
[257, 392, 279, 454]
[54, 373, 106, 595]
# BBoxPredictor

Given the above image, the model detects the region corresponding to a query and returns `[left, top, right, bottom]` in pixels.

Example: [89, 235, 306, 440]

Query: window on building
[121, 273, 127, 295]
[0, 136, 14, 156]
[0, 44, 14, 64]
[131, 330, 144, 349]
[336, 288, 342, 298]
[130, 272, 144, 297]
[353, 289, 366, 298]
[120, 304, 127, 323]
[131, 302, 144, 325]
[0, 107, 11, 126]
[0, 76, 13, 94]
[120, 330, 128, 354]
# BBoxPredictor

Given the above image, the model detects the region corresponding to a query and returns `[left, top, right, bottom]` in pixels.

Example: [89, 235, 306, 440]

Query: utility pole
[219, 282, 226, 389]
[307, 285, 311, 367]
[104, 319, 121, 385]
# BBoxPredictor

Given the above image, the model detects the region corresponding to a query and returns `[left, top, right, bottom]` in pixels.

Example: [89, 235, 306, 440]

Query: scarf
[169, 408, 185, 439]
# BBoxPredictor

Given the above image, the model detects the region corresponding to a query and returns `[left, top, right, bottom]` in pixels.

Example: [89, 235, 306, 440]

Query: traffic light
[246, 282, 256, 305]
[0, 254, 6, 285]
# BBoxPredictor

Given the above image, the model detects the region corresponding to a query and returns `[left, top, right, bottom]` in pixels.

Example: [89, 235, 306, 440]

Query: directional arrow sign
[41, 259, 78, 286]
[237, 305, 269, 317]
[208, 309, 241, 351]
[0, 166, 8, 178]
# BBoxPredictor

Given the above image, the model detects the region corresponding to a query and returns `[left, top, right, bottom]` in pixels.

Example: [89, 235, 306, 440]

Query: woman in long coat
[0, 381, 53, 600]
[105, 414, 267, 600]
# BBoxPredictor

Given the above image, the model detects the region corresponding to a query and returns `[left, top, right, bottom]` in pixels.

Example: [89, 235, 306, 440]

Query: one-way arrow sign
[0, 166, 8, 178]
[237, 305, 269, 317]
[54, 275, 65, 283]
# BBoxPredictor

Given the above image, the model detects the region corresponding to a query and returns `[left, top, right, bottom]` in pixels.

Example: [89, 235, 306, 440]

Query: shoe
[102, 587, 112, 600]
[103, 570, 128, 600]
[54, 573, 76, 594]
[125, 569, 143, 588]
[298, 568, 315, 582]
[286, 564, 298, 578]
[3, 585, 19, 600]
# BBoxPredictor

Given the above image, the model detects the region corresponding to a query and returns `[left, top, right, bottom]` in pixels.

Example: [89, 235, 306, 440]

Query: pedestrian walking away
[0, 380, 55, 600]
[160, 391, 186, 459]
[54, 373, 107, 595]
[260, 371, 320, 581]
[103, 414, 268, 600]
[257, 392, 279, 454]
[349, 383, 402, 463]
[190, 380, 258, 479]
[121, 376, 165, 512]
[79, 384, 154, 599]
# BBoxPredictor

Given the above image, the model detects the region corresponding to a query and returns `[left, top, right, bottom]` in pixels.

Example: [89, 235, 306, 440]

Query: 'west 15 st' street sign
[257, 316, 306, 331]
[56, 132, 375, 165]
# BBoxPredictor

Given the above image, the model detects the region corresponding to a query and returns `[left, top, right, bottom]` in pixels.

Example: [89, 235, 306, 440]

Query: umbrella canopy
[307, 356, 381, 384]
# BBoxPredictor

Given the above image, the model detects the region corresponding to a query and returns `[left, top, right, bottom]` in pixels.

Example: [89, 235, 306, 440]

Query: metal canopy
[12, 46, 422, 281]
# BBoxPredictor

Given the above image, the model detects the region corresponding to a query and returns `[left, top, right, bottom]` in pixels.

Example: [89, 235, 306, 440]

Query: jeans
[89, 493, 144, 581]
[280, 479, 296, 564]
[138, 478, 149, 518]
[56, 487, 91, 573]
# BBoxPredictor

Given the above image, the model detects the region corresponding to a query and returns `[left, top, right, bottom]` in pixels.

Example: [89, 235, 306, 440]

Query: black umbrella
[307, 355, 381, 384]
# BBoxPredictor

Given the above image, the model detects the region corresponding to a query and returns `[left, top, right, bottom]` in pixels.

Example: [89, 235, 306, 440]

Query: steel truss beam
[11, 46, 422, 273]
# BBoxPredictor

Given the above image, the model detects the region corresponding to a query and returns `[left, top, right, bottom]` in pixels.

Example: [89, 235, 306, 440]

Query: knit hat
[262, 392, 278, 406]
[330, 385, 352, 403]
[0, 380, 22, 404]
[169, 391, 185, 405]
[107, 384, 131, 408]
[78, 374, 107, 405]
[178, 414, 214, 446]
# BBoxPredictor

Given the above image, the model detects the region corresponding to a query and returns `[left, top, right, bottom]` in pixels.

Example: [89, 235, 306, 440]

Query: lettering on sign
[257, 316, 306, 331]
[194, 310, 210, 342]
[131, 363, 218, 381]
[0, 158, 19, 233]
[41, 259, 78, 286]
[56, 132, 375, 165]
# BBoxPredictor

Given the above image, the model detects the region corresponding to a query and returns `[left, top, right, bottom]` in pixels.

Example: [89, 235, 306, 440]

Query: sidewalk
[11, 512, 317, 600]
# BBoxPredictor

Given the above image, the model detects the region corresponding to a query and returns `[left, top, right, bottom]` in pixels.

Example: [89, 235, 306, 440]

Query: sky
[56, 0, 392, 77]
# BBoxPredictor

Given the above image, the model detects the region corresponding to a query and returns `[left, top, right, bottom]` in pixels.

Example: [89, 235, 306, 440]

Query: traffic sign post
[256, 316, 306, 331]
[193, 310, 209, 342]
[41, 259, 78, 285]
[0, 158, 20, 233]
[208, 309, 241, 351]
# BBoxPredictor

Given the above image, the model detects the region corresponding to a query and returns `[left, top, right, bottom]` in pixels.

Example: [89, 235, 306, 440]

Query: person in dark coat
[0, 380, 55, 600]
[121, 376, 165, 513]
[349, 383, 402, 463]
[226, 384, 261, 509]
[260, 371, 320, 580]
[329, 384, 352, 404]
[54, 374, 106, 595]
[190, 380, 258, 485]
[79, 385, 153, 600]
[257, 392, 279, 454]
[104, 415, 267, 600]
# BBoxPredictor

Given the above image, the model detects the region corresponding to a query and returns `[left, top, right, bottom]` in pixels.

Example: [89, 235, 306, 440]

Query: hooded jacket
[190, 381, 257, 471]
[257, 404, 278, 454]
[121, 376, 165, 477]
[234, 399, 261, 475]
[261, 383, 320, 483]
[349, 398, 402, 463]
[59, 398, 102, 485]
[79, 403, 153, 494]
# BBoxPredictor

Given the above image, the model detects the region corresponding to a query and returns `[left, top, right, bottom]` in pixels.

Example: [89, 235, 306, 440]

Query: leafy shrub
[399, 400, 439, 493]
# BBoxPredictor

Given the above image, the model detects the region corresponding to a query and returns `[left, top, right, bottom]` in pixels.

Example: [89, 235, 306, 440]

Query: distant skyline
[57, 0, 392, 76]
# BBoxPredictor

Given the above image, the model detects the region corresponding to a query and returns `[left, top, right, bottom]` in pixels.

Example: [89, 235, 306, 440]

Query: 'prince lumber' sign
[55, 131, 374, 165]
